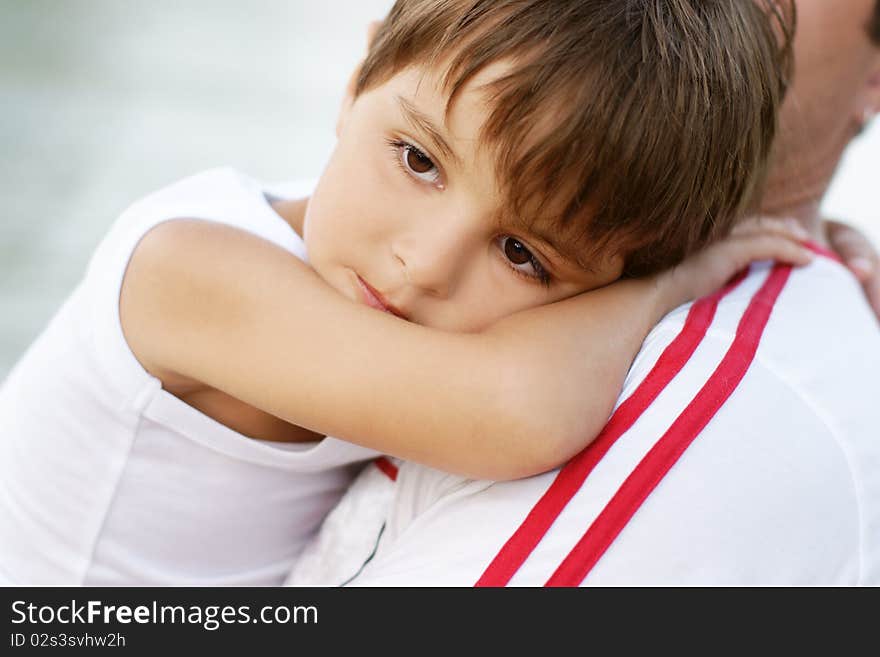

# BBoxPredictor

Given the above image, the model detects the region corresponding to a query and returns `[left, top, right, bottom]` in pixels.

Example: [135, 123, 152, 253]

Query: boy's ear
[336, 20, 382, 138]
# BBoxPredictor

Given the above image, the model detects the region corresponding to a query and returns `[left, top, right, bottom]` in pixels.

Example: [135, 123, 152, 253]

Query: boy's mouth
[356, 275, 409, 320]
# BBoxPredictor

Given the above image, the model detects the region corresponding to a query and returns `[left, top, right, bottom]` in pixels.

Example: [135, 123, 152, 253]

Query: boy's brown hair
[356, 0, 793, 276]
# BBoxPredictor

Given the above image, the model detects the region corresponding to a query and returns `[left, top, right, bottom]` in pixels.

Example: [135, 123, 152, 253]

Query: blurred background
[1, 0, 878, 377]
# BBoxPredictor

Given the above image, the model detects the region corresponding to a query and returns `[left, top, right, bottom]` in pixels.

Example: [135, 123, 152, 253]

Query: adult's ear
[865, 63, 880, 122]
[336, 20, 382, 138]
[854, 43, 880, 128]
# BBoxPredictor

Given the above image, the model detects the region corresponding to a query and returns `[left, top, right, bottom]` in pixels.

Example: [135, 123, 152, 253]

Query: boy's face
[302, 63, 623, 332]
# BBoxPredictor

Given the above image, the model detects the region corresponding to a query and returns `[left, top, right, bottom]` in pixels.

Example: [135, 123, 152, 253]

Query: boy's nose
[391, 222, 473, 299]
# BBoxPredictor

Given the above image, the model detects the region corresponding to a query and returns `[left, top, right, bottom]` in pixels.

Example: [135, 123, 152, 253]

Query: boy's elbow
[481, 422, 583, 483]
[465, 338, 613, 482]
[482, 383, 598, 482]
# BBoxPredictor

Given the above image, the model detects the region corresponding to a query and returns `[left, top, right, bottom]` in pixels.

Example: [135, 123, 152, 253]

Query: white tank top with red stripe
[288, 254, 880, 586]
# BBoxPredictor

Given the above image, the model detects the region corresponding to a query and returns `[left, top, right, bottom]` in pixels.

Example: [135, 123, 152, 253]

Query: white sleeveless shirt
[0, 168, 378, 585]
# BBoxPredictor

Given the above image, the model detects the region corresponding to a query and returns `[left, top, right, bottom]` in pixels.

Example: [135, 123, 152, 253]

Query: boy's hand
[659, 217, 814, 306]
[825, 219, 880, 319]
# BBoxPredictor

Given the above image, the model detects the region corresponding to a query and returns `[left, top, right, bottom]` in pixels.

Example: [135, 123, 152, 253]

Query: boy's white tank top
[0, 168, 378, 585]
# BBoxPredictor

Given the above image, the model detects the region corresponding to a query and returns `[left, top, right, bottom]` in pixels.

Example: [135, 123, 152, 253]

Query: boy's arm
[121, 219, 810, 480]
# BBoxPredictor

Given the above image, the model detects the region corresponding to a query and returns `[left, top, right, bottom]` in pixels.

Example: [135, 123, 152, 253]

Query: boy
[0, 0, 809, 584]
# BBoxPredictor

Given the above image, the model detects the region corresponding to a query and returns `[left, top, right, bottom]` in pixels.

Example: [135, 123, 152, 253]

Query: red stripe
[545, 264, 791, 586]
[374, 456, 398, 481]
[803, 239, 843, 264]
[475, 271, 748, 587]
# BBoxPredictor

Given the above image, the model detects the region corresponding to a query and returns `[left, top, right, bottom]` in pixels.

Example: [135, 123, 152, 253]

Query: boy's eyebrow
[528, 226, 595, 274]
[395, 95, 461, 167]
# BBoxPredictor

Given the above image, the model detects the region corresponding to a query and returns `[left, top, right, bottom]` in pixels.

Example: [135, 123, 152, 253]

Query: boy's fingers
[734, 219, 880, 320]
[733, 216, 810, 242]
[731, 234, 814, 267]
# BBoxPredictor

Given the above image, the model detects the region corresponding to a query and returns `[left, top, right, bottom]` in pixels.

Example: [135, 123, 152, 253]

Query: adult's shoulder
[593, 259, 880, 584]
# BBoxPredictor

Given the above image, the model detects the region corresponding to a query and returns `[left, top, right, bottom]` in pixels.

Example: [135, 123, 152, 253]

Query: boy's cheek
[322, 140, 387, 210]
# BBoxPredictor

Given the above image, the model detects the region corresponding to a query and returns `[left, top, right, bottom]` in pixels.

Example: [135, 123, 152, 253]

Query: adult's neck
[760, 194, 825, 241]
[760, 118, 859, 246]
[761, 162, 842, 246]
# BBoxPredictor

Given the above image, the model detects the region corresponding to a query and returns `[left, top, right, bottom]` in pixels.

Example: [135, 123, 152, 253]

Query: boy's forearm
[287, 275, 670, 480]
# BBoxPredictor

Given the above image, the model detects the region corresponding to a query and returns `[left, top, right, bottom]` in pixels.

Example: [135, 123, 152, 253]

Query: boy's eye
[504, 238, 532, 265]
[404, 147, 435, 175]
[497, 236, 551, 286]
[387, 138, 442, 186]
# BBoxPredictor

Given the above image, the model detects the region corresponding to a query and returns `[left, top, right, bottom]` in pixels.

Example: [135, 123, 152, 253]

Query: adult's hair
[356, 0, 794, 276]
